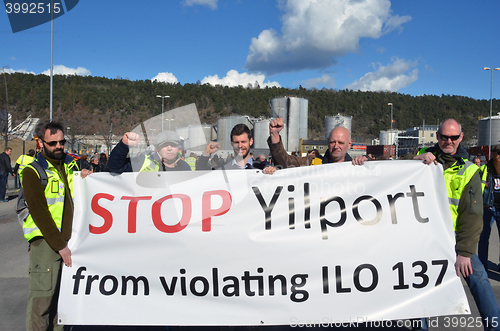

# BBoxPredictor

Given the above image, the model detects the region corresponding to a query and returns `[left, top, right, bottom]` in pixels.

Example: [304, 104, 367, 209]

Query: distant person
[185, 153, 197, 171]
[99, 152, 108, 165]
[253, 154, 269, 170]
[308, 149, 323, 165]
[479, 145, 500, 271]
[76, 152, 91, 171]
[14, 149, 36, 185]
[90, 155, 108, 172]
[0, 147, 14, 202]
[473, 156, 481, 167]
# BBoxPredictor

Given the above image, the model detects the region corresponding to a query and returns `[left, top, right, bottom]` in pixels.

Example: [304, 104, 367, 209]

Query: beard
[234, 148, 249, 162]
[45, 148, 65, 160]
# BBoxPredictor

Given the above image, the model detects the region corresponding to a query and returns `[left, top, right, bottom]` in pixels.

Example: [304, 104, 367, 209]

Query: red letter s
[90, 193, 115, 234]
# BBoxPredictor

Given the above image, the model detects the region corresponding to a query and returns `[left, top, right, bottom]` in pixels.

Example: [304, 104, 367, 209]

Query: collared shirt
[232, 156, 253, 169]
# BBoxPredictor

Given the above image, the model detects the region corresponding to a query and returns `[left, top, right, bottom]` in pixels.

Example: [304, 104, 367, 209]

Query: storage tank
[379, 130, 400, 145]
[270, 97, 289, 150]
[176, 127, 189, 141]
[253, 119, 270, 149]
[270, 96, 308, 152]
[478, 115, 500, 147]
[216, 116, 254, 151]
[325, 114, 352, 139]
[187, 125, 213, 151]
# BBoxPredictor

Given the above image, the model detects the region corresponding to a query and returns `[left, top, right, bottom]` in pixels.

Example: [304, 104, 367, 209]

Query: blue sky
[2, 0, 500, 101]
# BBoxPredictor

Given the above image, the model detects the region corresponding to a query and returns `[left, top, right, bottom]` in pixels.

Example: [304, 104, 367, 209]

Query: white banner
[59, 161, 469, 326]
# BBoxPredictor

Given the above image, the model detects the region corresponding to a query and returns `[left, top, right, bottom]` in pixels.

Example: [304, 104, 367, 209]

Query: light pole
[156, 95, 170, 131]
[483, 67, 500, 159]
[165, 119, 174, 131]
[388, 103, 393, 143]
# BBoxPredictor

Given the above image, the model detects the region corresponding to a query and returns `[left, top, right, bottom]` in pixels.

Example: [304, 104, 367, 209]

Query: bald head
[437, 118, 463, 155]
[328, 126, 353, 162]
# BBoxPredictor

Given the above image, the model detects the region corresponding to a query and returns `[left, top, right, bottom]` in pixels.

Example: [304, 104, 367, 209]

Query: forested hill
[2, 73, 498, 143]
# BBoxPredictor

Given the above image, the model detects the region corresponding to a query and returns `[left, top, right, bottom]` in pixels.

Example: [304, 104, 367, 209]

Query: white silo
[478, 115, 500, 147]
[325, 114, 352, 139]
[176, 127, 189, 141]
[216, 116, 254, 151]
[187, 125, 213, 151]
[270, 96, 308, 152]
[253, 119, 270, 149]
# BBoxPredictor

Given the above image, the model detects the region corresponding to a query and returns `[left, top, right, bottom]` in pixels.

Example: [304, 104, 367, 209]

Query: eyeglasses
[438, 133, 461, 142]
[41, 139, 66, 147]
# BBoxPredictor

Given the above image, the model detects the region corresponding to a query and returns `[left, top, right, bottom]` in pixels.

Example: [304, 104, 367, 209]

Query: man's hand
[203, 141, 220, 156]
[455, 255, 472, 277]
[413, 152, 437, 165]
[59, 246, 72, 267]
[80, 169, 92, 178]
[269, 118, 285, 144]
[122, 132, 140, 146]
[352, 155, 369, 166]
[263, 166, 276, 175]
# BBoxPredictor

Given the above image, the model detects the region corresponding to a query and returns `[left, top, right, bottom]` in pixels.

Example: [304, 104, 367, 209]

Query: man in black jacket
[108, 130, 192, 173]
[0, 147, 13, 202]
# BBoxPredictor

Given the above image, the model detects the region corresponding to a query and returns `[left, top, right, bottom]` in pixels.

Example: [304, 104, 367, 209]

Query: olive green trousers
[26, 239, 63, 331]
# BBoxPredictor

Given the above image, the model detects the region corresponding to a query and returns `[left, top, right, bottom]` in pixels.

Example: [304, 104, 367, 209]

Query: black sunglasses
[41, 139, 66, 147]
[438, 133, 461, 141]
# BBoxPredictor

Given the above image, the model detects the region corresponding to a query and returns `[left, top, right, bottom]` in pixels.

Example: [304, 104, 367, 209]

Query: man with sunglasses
[108, 130, 192, 173]
[21, 121, 91, 331]
[414, 118, 500, 330]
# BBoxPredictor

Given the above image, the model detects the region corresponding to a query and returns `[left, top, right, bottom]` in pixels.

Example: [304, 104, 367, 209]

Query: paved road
[1, 176, 500, 330]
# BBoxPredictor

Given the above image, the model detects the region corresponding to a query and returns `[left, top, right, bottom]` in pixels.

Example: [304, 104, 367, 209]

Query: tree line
[1, 72, 497, 144]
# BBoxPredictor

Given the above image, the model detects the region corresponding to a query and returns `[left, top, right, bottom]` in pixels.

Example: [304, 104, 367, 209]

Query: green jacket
[418, 145, 483, 257]
[22, 153, 78, 251]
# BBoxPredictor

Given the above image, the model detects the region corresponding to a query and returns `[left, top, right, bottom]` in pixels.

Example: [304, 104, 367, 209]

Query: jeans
[0, 173, 8, 200]
[479, 206, 500, 269]
[465, 254, 500, 331]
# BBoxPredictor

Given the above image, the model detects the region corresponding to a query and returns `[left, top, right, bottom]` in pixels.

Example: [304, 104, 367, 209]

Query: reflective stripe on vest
[480, 164, 487, 193]
[185, 157, 197, 171]
[418, 147, 479, 231]
[22, 156, 76, 242]
[16, 154, 34, 173]
[139, 155, 160, 172]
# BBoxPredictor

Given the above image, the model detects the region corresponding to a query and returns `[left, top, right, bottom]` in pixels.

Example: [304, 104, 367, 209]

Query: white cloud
[344, 57, 418, 92]
[245, 0, 411, 75]
[41, 65, 91, 76]
[303, 74, 335, 88]
[182, 0, 217, 9]
[151, 72, 179, 84]
[1, 68, 35, 75]
[201, 70, 281, 88]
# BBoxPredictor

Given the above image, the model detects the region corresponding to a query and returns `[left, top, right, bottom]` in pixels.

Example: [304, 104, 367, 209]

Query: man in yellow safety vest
[22, 121, 91, 331]
[414, 118, 500, 330]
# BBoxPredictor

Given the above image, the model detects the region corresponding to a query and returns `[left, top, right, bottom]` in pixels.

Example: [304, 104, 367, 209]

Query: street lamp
[388, 103, 393, 143]
[483, 67, 500, 159]
[165, 118, 175, 131]
[156, 95, 170, 131]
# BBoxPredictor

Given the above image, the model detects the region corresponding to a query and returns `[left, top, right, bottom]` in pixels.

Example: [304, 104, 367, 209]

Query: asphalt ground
[1, 174, 500, 331]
